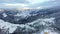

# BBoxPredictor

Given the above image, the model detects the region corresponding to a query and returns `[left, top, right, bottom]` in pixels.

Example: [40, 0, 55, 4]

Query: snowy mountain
[0, 6, 60, 34]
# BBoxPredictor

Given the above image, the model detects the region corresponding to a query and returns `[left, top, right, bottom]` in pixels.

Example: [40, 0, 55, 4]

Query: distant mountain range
[0, 6, 60, 24]
[0, 6, 60, 34]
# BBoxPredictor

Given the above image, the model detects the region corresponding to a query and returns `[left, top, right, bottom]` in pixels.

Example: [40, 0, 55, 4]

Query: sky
[0, 0, 60, 8]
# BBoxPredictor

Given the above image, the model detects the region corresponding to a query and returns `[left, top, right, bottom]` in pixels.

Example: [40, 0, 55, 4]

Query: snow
[14, 11, 31, 18]
[0, 19, 34, 33]
[27, 18, 55, 26]
[9, 26, 17, 33]
[0, 19, 18, 33]
[0, 17, 59, 34]
[2, 13, 7, 17]
[41, 29, 58, 34]
[26, 17, 59, 34]
[14, 9, 39, 18]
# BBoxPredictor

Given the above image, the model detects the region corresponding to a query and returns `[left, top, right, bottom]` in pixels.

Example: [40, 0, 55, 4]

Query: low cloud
[4, 3, 28, 7]
[0, 0, 60, 8]
[27, 0, 54, 4]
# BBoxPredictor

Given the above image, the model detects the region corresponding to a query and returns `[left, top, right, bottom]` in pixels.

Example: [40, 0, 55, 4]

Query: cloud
[0, 0, 29, 4]
[5, 3, 28, 7]
[0, 3, 29, 8]
[0, 0, 60, 8]
[27, 0, 60, 8]
[27, 0, 54, 4]
[0, 3, 28, 8]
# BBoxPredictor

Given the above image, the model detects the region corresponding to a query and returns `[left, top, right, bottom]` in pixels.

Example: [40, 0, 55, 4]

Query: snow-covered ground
[0, 17, 59, 34]
[40, 29, 58, 34]
[0, 8, 60, 34]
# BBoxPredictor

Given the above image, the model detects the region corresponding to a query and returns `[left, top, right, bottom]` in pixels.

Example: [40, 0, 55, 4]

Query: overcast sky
[0, 0, 60, 8]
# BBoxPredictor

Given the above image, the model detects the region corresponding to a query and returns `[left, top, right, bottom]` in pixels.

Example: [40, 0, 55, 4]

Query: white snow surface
[2, 13, 7, 17]
[40, 29, 58, 34]
[0, 17, 59, 34]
